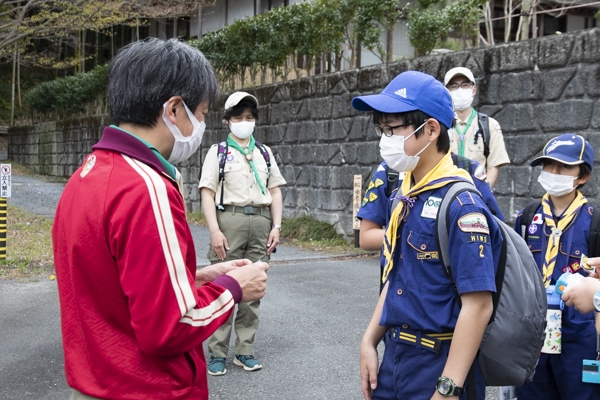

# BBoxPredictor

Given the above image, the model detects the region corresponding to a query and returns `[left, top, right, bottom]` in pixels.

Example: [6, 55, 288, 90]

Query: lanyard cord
[455, 109, 477, 157]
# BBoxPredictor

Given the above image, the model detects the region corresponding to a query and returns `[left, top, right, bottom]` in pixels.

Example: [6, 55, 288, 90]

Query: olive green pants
[207, 211, 271, 357]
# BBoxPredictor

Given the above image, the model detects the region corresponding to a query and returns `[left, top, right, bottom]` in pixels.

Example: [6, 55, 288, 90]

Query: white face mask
[450, 88, 474, 111]
[229, 121, 255, 139]
[379, 121, 429, 173]
[537, 170, 577, 197]
[162, 102, 206, 164]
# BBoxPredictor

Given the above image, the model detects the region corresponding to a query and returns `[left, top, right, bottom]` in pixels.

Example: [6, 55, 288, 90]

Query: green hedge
[24, 64, 107, 116]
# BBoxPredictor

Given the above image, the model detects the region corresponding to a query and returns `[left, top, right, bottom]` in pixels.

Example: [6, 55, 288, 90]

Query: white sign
[1, 164, 11, 198]
[353, 175, 362, 230]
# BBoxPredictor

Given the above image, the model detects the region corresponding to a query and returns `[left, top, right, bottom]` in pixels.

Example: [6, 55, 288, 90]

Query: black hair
[107, 38, 219, 128]
[578, 163, 592, 189]
[373, 110, 451, 153]
[222, 98, 259, 121]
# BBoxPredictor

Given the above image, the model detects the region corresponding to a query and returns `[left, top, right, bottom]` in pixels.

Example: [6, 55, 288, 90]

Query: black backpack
[213, 140, 271, 211]
[520, 201, 600, 257]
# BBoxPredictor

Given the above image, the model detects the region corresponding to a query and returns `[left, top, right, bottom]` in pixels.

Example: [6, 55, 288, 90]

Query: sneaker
[207, 355, 227, 376]
[233, 354, 262, 371]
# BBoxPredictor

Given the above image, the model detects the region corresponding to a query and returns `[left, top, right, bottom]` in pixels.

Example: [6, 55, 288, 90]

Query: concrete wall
[9, 28, 600, 236]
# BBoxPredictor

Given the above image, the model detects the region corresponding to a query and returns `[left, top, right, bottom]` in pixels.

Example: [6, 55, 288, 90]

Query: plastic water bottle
[541, 285, 562, 354]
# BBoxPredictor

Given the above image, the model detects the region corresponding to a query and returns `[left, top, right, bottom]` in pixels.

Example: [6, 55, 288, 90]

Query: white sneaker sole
[207, 367, 227, 376]
[233, 358, 262, 371]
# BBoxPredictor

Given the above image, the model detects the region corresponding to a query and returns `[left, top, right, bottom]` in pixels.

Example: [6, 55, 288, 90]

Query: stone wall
[9, 28, 600, 236]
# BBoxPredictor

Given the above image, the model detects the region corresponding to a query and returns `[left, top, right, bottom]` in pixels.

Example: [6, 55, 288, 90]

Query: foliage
[23, 64, 107, 116]
[405, 0, 485, 56]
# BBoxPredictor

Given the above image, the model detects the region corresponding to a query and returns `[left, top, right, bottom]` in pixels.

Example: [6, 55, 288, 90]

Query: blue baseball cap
[351, 70, 454, 129]
[531, 133, 594, 170]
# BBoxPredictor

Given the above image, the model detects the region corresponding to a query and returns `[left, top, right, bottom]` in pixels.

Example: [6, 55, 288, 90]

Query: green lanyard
[455, 109, 477, 157]
[226, 134, 266, 195]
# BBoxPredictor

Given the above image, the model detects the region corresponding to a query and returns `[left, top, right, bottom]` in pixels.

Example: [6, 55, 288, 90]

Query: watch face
[593, 292, 600, 312]
[439, 380, 452, 394]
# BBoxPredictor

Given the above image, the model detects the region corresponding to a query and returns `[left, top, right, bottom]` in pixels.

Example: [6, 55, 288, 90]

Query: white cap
[224, 91, 259, 110]
[444, 67, 476, 86]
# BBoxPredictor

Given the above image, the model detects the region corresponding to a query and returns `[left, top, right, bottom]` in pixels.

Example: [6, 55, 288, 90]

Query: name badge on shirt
[421, 196, 442, 219]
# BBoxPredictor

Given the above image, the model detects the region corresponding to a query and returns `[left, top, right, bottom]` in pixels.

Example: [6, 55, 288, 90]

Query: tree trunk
[520, 0, 531, 41]
[386, 28, 393, 63]
[10, 47, 16, 126]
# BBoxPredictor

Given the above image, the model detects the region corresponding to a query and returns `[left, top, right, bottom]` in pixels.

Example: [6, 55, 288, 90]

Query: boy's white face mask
[162, 102, 206, 164]
[537, 170, 577, 197]
[379, 121, 429, 173]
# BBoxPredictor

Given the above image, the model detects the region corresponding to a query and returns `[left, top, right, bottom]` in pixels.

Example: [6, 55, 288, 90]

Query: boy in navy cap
[514, 134, 600, 399]
[354, 70, 503, 400]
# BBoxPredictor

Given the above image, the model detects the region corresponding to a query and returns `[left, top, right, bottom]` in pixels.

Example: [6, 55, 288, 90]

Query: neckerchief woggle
[381, 152, 474, 283]
[541, 191, 587, 287]
[226, 134, 266, 195]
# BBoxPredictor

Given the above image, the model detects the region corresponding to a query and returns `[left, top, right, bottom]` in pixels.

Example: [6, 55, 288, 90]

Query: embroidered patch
[457, 213, 489, 234]
[80, 155, 96, 178]
[374, 178, 385, 188]
[421, 196, 442, 219]
[562, 261, 581, 274]
[368, 192, 378, 202]
[417, 252, 439, 260]
[532, 213, 543, 224]
[474, 164, 487, 181]
[528, 224, 538, 235]
[367, 181, 375, 191]
[465, 234, 489, 243]
[361, 197, 368, 207]
[226, 153, 235, 162]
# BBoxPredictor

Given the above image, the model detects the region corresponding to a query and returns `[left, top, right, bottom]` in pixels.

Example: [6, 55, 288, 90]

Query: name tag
[421, 196, 441, 219]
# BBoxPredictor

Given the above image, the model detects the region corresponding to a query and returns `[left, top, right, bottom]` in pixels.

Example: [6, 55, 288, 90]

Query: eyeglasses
[374, 123, 412, 137]
[446, 82, 474, 91]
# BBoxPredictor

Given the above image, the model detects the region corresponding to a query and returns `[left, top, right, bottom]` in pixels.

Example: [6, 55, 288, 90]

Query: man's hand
[209, 230, 229, 261]
[227, 261, 269, 302]
[562, 276, 600, 313]
[196, 259, 252, 286]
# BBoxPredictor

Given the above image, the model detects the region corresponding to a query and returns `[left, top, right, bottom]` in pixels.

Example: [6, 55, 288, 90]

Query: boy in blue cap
[514, 134, 600, 399]
[354, 70, 503, 400]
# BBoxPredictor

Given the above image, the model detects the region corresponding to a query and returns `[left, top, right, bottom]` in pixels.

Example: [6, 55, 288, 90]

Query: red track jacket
[53, 127, 241, 399]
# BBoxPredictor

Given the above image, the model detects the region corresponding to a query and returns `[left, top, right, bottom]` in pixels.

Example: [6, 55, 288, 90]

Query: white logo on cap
[395, 88, 407, 98]
[546, 140, 574, 153]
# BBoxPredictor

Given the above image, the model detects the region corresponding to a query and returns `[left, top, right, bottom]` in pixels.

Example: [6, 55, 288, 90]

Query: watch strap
[436, 376, 464, 397]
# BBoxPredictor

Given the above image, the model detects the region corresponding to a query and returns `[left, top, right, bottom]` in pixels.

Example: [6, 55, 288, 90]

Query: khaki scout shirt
[199, 141, 286, 207]
[449, 112, 510, 169]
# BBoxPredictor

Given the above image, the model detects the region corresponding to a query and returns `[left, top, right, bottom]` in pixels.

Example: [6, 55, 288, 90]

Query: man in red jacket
[52, 38, 268, 400]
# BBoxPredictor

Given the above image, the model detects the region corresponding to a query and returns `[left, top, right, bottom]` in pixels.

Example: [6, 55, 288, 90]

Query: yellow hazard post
[0, 197, 5, 259]
[0, 163, 11, 260]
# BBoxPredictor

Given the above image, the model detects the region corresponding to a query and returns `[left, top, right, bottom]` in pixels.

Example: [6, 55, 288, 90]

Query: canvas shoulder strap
[216, 141, 228, 211]
[385, 164, 400, 198]
[588, 205, 600, 257]
[520, 201, 541, 241]
[254, 141, 271, 182]
[477, 113, 490, 159]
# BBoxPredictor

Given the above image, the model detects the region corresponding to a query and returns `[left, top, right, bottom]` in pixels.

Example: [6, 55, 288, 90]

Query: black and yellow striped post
[0, 198, 6, 259]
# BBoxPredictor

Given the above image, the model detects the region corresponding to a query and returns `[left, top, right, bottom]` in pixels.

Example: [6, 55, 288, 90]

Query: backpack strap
[385, 164, 400, 198]
[520, 201, 541, 242]
[451, 153, 474, 175]
[216, 141, 228, 211]
[475, 113, 490, 161]
[588, 205, 600, 257]
[436, 181, 481, 308]
[254, 140, 271, 184]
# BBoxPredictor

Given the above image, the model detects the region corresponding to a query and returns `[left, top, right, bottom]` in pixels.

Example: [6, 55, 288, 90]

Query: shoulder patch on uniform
[473, 164, 488, 181]
[80, 155, 96, 178]
[374, 178, 385, 188]
[532, 213, 543, 224]
[367, 181, 375, 191]
[368, 192, 378, 202]
[457, 212, 490, 234]
[589, 206, 594, 216]
[377, 164, 386, 172]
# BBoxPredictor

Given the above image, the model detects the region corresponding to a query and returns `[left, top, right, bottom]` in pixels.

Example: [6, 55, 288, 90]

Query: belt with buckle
[389, 328, 453, 353]
[220, 205, 271, 219]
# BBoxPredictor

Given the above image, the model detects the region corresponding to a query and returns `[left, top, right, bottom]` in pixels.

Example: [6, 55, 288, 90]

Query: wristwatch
[593, 290, 600, 312]
[436, 376, 464, 397]
[273, 224, 281, 230]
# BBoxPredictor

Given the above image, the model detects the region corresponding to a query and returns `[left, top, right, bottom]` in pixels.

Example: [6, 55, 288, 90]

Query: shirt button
[402, 323, 409, 329]
[397, 288, 403, 295]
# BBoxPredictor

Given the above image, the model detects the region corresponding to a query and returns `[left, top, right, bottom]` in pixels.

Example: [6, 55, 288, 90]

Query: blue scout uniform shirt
[357, 160, 505, 268]
[380, 184, 502, 332]
[514, 204, 596, 340]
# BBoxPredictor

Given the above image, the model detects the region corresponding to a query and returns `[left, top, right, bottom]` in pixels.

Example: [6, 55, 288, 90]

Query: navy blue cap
[351, 70, 454, 129]
[531, 133, 594, 170]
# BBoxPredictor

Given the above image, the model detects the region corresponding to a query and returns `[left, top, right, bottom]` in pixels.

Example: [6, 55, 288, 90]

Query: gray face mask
[162, 102, 206, 164]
